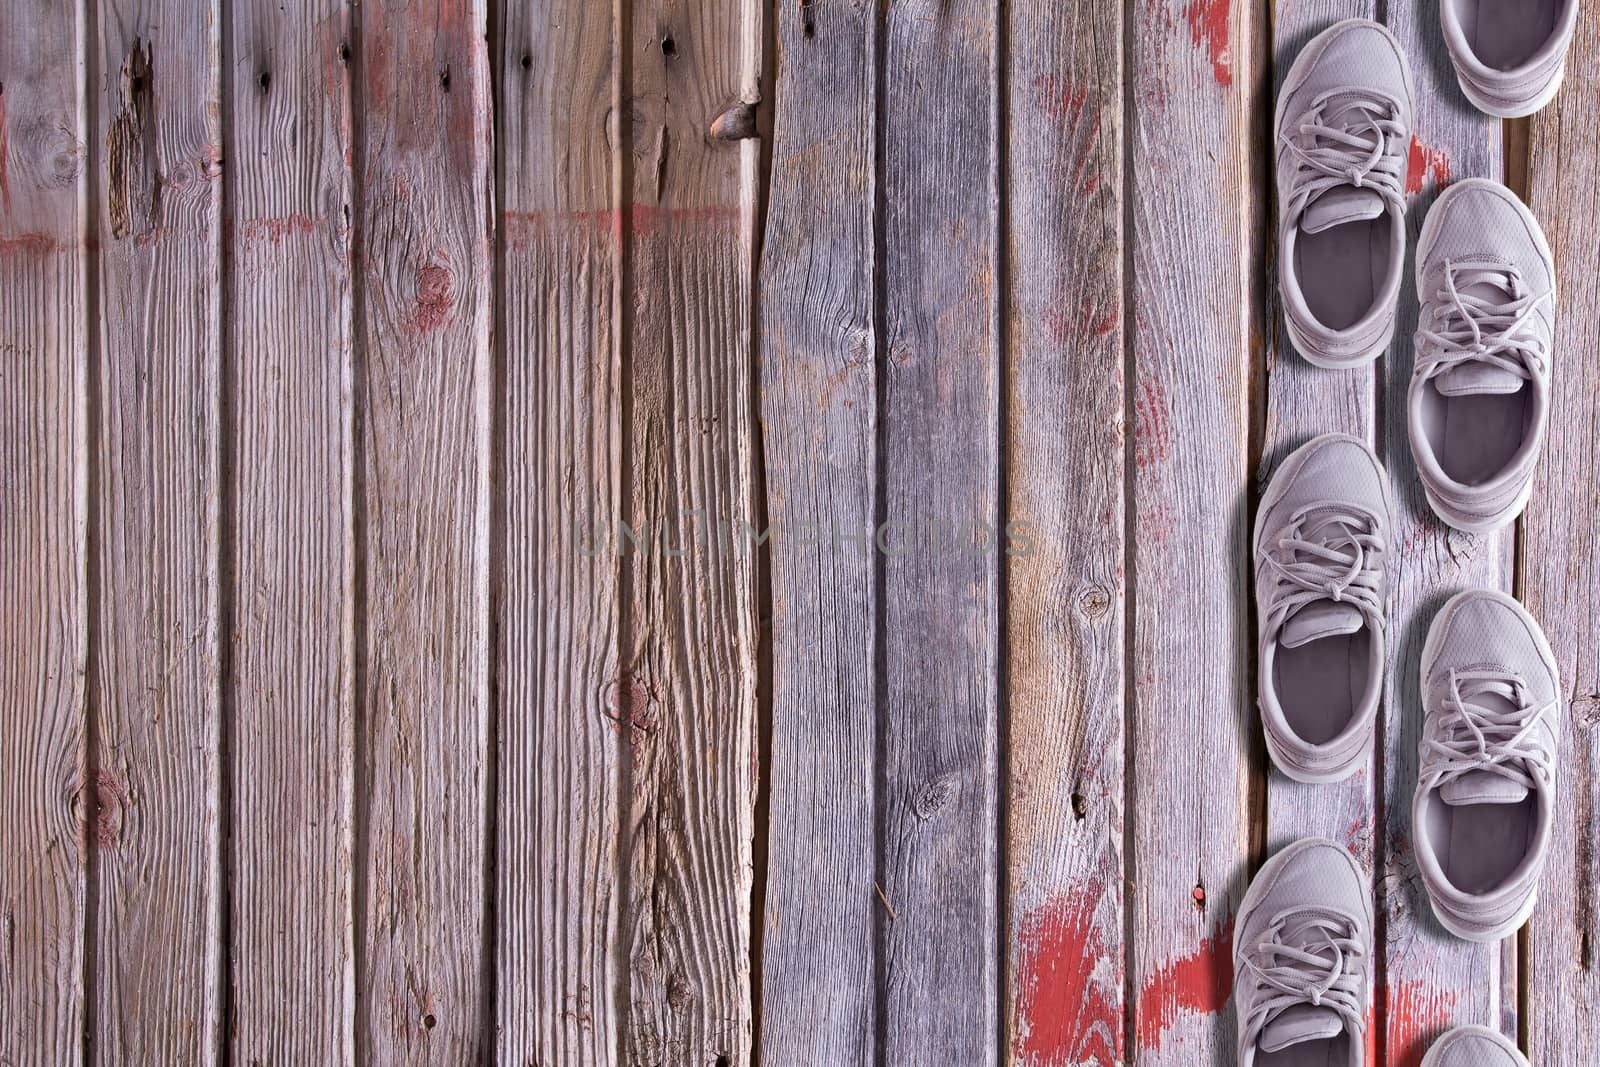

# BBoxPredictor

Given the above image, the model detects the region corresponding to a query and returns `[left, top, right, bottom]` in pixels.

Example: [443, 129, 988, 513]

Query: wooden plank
[495, 0, 624, 1063]
[0, 5, 88, 1061]
[226, 3, 355, 1063]
[879, 2, 999, 1062]
[352, 2, 493, 1061]
[756, 0, 879, 1062]
[1261, 0, 1380, 898]
[620, 0, 761, 1062]
[1375, 5, 1513, 1063]
[87, 5, 223, 1060]
[1001, 3, 1125, 1065]
[1523, 5, 1600, 1060]
[1128, 0, 1256, 1060]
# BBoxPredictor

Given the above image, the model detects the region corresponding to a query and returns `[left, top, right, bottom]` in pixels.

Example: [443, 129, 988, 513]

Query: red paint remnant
[406, 259, 454, 333]
[1134, 378, 1170, 470]
[1386, 980, 1456, 1067]
[1012, 890, 1121, 1066]
[1136, 915, 1234, 1052]
[1406, 135, 1452, 196]
[1182, 0, 1234, 86]
[0, 233, 58, 256]
[242, 214, 320, 244]
[82, 768, 123, 849]
[603, 672, 659, 744]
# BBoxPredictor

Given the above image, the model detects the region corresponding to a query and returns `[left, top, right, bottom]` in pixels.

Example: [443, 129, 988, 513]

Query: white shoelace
[1417, 258, 1552, 383]
[1421, 668, 1556, 791]
[1263, 503, 1387, 637]
[1281, 88, 1407, 219]
[1242, 908, 1366, 1042]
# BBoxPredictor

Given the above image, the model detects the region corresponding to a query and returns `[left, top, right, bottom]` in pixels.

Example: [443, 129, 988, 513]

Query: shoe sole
[1411, 177, 1557, 533]
[1253, 433, 1392, 784]
[1417, 1024, 1528, 1067]
[1456, 60, 1566, 119]
[1415, 589, 1561, 943]
[1275, 18, 1415, 370]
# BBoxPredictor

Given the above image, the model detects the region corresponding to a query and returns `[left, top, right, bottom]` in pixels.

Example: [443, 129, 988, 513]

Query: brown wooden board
[1376, 4, 1515, 1063]
[352, 1, 493, 1060]
[495, 0, 625, 1063]
[1001, 2, 1126, 1064]
[1128, 0, 1257, 1060]
[226, 2, 356, 1062]
[879, 1, 1000, 1062]
[88, 4, 223, 1060]
[620, 0, 761, 1062]
[756, 0, 880, 1063]
[0, 3, 89, 1061]
[1523, 5, 1600, 1061]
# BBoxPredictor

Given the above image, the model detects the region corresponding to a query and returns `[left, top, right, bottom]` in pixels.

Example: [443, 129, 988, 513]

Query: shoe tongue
[1281, 601, 1364, 649]
[1260, 1005, 1346, 1053]
[1440, 769, 1530, 806]
[1434, 361, 1525, 397]
[1302, 186, 1385, 235]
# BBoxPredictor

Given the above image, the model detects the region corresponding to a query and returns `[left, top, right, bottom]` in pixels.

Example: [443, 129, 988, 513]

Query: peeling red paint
[1386, 980, 1457, 1067]
[1406, 135, 1452, 196]
[1136, 915, 1235, 1052]
[407, 260, 455, 333]
[1012, 889, 1121, 1066]
[1134, 378, 1170, 470]
[242, 214, 321, 244]
[1182, 0, 1234, 87]
[0, 233, 59, 256]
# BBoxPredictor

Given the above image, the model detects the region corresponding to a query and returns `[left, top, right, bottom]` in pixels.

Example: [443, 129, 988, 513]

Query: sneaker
[1254, 434, 1389, 783]
[1275, 18, 1414, 369]
[1414, 590, 1560, 943]
[1234, 838, 1371, 1067]
[1441, 0, 1579, 117]
[1409, 178, 1555, 533]
[1421, 1025, 1530, 1067]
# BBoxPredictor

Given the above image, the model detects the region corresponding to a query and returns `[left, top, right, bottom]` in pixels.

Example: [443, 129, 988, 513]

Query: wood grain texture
[227, 3, 356, 1063]
[88, 4, 223, 1060]
[1001, 3, 1125, 1065]
[756, 0, 879, 1063]
[877, 3, 999, 1064]
[352, 2, 492, 1061]
[0, 4, 88, 1061]
[495, 0, 624, 1063]
[1128, 0, 1257, 1061]
[1375, 5, 1514, 1063]
[1523, 4, 1600, 1060]
[621, 0, 760, 1063]
[1260, 0, 1379, 901]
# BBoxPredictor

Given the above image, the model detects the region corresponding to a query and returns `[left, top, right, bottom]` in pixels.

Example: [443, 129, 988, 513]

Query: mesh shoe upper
[1421, 1025, 1531, 1067]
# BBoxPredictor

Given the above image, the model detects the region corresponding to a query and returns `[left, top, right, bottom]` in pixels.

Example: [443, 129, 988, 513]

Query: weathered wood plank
[879, 2, 999, 1062]
[1128, 0, 1257, 1060]
[1261, 0, 1380, 911]
[1001, 3, 1125, 1065]
[1523, 5, 1600, 1060]
[621, 0, 760, 1063]
[495, 0, 623, 1062]
[87, 4, 223, 1060]
[1376, 5, 1513, 1063]
[0, 5, 88, 1061]
[756, 0, 878, 1062]
[352, 2, 493, 1061]
[226, 3, 355, 1063]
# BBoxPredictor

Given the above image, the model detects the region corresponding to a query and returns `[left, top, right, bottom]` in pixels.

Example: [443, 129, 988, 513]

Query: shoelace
[1421, 668, 1556, 791]
[1242, 908, 1366, 1044]
[1263, 503, 1386, 637]
[1281, 89, 1407, 219]
[1417, 258, 1552, 383]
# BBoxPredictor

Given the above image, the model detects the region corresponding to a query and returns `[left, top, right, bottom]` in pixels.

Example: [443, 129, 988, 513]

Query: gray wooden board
[88, 3, 224, 1060]
[756, 0, 880, 1063]
[0, 3, 89, 1061]
[352, 2, 493, 1060]
[879, 1, 1000, 1063]
[226, 2, 356, 1063]
[1001, 1, 1126, 1064]
[622, 0, 761, 1062]
[496, 0, 624, 1064]
[1524, 5, 1600, 1060]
